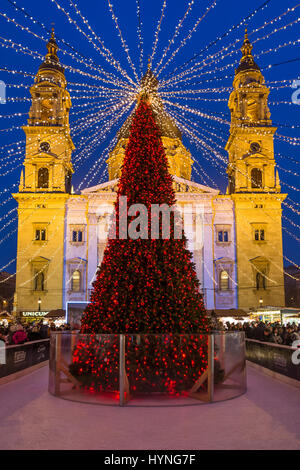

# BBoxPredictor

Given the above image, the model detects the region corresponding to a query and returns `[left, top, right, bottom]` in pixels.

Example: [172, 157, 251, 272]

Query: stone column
[203, 210, 214, 310]
[86, 213, 98, 300]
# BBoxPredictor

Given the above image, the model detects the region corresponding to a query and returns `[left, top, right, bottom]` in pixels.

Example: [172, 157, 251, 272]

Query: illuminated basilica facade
[13, 30, 286, 320]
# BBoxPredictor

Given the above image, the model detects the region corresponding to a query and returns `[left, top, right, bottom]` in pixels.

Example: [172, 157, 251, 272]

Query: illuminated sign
[21, 311, 49, 317]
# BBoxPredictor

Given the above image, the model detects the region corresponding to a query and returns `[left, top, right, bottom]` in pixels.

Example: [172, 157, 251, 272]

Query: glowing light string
[0, 10, 129, 86]
[154, 0, 196, 74]
[6, 0, 101, 63]
[156, 0, 218, 77]
[160, 26, 300, 90]
[150, 0, 167, 66]
[0, 35, 133, 88]
[67, 0, 136, 85]
[106, 0, 139, 82]
[136, 0, 144, 76]
[160, 13, 300, 89]
[50, 0, 136, 85]
[163, 0, 272, 79]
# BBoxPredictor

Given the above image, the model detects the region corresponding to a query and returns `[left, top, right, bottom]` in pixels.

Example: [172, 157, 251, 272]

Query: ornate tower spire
[47, 28, 58, 58]
[38, 27, 64, 77]
[242, 27, 251, 53]
[235, 28, 260, 75]
[27, 29, 71, 128]
[228, 28, 271, 130]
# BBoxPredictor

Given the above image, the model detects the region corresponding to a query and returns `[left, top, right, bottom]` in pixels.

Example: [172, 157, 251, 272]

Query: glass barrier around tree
[48, 331, 246, 406]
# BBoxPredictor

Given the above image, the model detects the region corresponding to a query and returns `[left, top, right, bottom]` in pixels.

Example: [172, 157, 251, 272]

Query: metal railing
[0, 339, 50, 378]
[246, 338, 300, 382]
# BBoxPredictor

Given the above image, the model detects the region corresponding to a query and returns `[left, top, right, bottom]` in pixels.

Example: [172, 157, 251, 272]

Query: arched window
[251, 168, 262, 189]
[34, 272, 44, 291]
[256, 272, 266, 290]
[38, 167, 49, 189]
[71, 270, 81, 292]
[220, 270, 229, 291]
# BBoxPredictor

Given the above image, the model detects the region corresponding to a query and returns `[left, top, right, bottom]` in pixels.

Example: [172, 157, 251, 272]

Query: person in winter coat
[12, 325, 28, 345]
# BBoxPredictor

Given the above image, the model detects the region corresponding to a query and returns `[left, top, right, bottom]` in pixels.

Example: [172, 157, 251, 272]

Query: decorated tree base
[68, 333, 228, 395]
[49, 331, 246, 405]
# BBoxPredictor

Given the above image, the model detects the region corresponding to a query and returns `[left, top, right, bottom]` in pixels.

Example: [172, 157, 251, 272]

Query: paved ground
[0, 363, 299, 450]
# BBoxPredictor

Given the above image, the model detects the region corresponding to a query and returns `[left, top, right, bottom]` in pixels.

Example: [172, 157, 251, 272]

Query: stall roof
[208, 309, 248, 318]
[0, 311, 11, 319]
[44, 309, 66, 319]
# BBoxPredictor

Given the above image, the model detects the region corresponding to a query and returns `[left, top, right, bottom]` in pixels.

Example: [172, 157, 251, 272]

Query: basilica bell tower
[226, 29, 286, 310]
[13, 30, 74, 314]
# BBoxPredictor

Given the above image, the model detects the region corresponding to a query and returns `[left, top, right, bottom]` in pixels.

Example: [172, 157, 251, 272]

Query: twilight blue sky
[0, 0, 299, 274]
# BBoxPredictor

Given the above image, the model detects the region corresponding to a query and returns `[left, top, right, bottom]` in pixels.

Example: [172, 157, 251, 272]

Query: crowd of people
[1, 319, 300, 347]
[214, 319, 300, 346]
[0, 321, 73, 346]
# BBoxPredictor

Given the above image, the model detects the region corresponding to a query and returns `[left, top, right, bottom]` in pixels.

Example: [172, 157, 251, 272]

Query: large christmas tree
[80, 97, 209, 334]
[70, 97, 210, 394]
